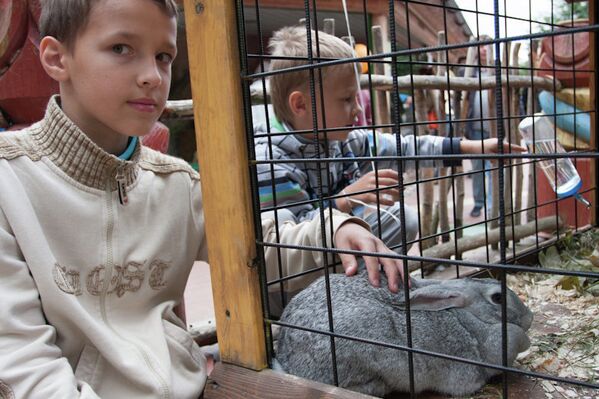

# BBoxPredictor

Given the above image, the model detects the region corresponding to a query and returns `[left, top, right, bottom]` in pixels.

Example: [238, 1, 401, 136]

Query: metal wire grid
[235, 0, 599, 396]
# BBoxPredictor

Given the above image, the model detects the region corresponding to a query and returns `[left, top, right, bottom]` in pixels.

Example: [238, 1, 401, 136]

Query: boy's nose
[138, 61, 162, 88]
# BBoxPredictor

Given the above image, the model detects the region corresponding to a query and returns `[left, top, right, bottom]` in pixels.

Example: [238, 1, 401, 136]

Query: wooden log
[183, 0, 266, 370]
[371, 25, 391, 131]
[162, 74, 562, 115]
[363, 74, 560, 92]
[407, 216, 562, 272]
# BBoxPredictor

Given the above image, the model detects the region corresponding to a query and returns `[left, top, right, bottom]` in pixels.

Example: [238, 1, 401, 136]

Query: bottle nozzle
[574, 194, 591, 209]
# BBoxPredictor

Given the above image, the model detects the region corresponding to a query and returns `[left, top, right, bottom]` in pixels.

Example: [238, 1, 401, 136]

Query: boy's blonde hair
[40, 0, 178, 51]
[268, 26, 358, 125]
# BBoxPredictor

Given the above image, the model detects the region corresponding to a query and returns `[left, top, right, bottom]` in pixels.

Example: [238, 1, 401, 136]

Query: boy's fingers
[363, 255, 381, 288]
[338, 253, 359, 276]
[381, 261, 399, 293]
[369, 194, 395, 206]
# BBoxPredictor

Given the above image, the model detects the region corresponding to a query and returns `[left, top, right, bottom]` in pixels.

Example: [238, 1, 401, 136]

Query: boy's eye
[157, 53, 174, 64]
[112, 44, 132, 55]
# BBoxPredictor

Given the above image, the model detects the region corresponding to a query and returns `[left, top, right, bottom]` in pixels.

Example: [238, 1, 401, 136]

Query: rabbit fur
[275, 271, 533, 397]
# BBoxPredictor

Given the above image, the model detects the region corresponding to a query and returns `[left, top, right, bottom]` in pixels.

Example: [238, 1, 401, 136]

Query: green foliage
[538, 229, 599, 295]
[541, 2, 588, 28]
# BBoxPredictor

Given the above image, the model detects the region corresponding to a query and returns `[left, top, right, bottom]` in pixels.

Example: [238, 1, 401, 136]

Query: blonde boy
[0, 1, 405, 397]
[255, 27, 525, 278]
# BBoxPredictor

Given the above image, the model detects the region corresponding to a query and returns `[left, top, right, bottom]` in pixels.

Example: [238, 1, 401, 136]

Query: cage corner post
[182, 0, 267, 370]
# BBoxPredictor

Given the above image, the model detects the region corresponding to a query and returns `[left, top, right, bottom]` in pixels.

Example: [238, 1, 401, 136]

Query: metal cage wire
[235, 0, 599, 397]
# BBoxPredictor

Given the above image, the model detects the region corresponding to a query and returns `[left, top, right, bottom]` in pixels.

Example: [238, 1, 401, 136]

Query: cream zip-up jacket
[0, 97, 363, 398]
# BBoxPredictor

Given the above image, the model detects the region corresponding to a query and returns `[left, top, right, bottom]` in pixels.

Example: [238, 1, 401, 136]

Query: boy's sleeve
[255, 142, 315, 222]
[0, 208, 100, 398]
[261, 209, 369, 297]
[191, 178, 209, 261]
[351, 130, 461, 171]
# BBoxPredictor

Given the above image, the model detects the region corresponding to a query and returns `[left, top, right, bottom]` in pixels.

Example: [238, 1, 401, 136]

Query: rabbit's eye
[490, 292, 502, 304]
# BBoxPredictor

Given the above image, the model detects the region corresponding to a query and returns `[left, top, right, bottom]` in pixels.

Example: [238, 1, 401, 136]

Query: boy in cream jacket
[0, 1, 405, 398]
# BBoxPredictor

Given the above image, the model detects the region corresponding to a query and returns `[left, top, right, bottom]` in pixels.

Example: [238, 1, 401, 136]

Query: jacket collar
[30, 95, 140, 190]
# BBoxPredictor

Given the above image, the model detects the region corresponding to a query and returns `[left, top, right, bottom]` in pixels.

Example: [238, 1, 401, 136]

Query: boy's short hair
[40, 0, 179, 50]
[268, 26, 358, 124]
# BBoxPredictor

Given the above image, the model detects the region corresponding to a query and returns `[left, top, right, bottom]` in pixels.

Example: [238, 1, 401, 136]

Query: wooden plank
[182, 0, 266, 369]
[205, 362, 375, 399]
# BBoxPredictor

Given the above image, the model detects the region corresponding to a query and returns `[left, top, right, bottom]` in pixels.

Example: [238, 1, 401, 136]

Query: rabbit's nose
[522, 310, 533, 331]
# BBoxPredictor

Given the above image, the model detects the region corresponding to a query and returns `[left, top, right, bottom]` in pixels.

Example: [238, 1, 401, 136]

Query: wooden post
[435, 32, 450, 243]
[511, 43, 524, 236]
[501, 42, 514, 244]
[371, 24, 391, 131]
[414, 89, 436, 250]
[486, 43, 500, 247]
[454, 40, 479, 250]
[183, 0, 266, 370]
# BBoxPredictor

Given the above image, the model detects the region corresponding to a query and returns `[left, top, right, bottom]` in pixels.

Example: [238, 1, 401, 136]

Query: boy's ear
[39, 36, 70, 82]
[288, 90, 308, 117]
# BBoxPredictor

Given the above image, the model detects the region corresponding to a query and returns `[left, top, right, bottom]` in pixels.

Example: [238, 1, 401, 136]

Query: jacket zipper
[116, 166, 128, 205]
[101, 174, 170, 398]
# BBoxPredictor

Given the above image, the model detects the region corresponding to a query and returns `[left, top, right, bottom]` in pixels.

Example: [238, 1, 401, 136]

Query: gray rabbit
[275, 271, 533, 397]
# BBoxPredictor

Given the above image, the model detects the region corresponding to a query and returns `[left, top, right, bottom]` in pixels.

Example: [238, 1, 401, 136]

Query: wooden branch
[361, 74, 561, 92]
[163, 74, 561, 118]
[407, 216, 562, 272]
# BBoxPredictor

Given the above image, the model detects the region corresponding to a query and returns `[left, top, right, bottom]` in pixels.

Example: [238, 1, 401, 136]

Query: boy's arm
[192, 179, 209, 261]
[262, 209, 404, 295]
[262, 210, 353, 295]
[256, 155, 316, 222]
[349, 130, 461, 172]
[0, 209, 100, 398]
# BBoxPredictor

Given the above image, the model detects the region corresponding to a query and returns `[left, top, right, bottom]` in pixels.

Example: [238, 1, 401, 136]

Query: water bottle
[518, 113, 590, 208]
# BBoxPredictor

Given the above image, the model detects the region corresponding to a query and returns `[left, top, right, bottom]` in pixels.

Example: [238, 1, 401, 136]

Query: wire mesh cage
[233, 0, 599, 397]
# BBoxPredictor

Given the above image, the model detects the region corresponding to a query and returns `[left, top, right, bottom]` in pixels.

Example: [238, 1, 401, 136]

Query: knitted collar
[30, 96, 141, 190]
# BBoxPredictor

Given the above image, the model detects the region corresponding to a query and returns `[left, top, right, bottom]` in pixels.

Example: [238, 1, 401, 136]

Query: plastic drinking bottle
[518, 113, 590, 208]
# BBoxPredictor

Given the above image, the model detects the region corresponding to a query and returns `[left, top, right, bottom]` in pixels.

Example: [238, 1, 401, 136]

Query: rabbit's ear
[408, 286, 468, 311]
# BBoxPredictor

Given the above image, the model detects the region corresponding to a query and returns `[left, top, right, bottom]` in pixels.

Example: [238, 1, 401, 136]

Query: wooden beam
[183, 0, 266, 369]
[407, 217, 562, 272]
[163, 74, 561, 119]
[205, 362, 375, 399]
[241, 0, 387, 14]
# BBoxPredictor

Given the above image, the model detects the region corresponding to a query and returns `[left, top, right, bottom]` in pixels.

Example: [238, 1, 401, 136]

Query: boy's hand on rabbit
[334, 221, 406, 292]
[335, 169, 400, 214]
[460, 138, 527, 156]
